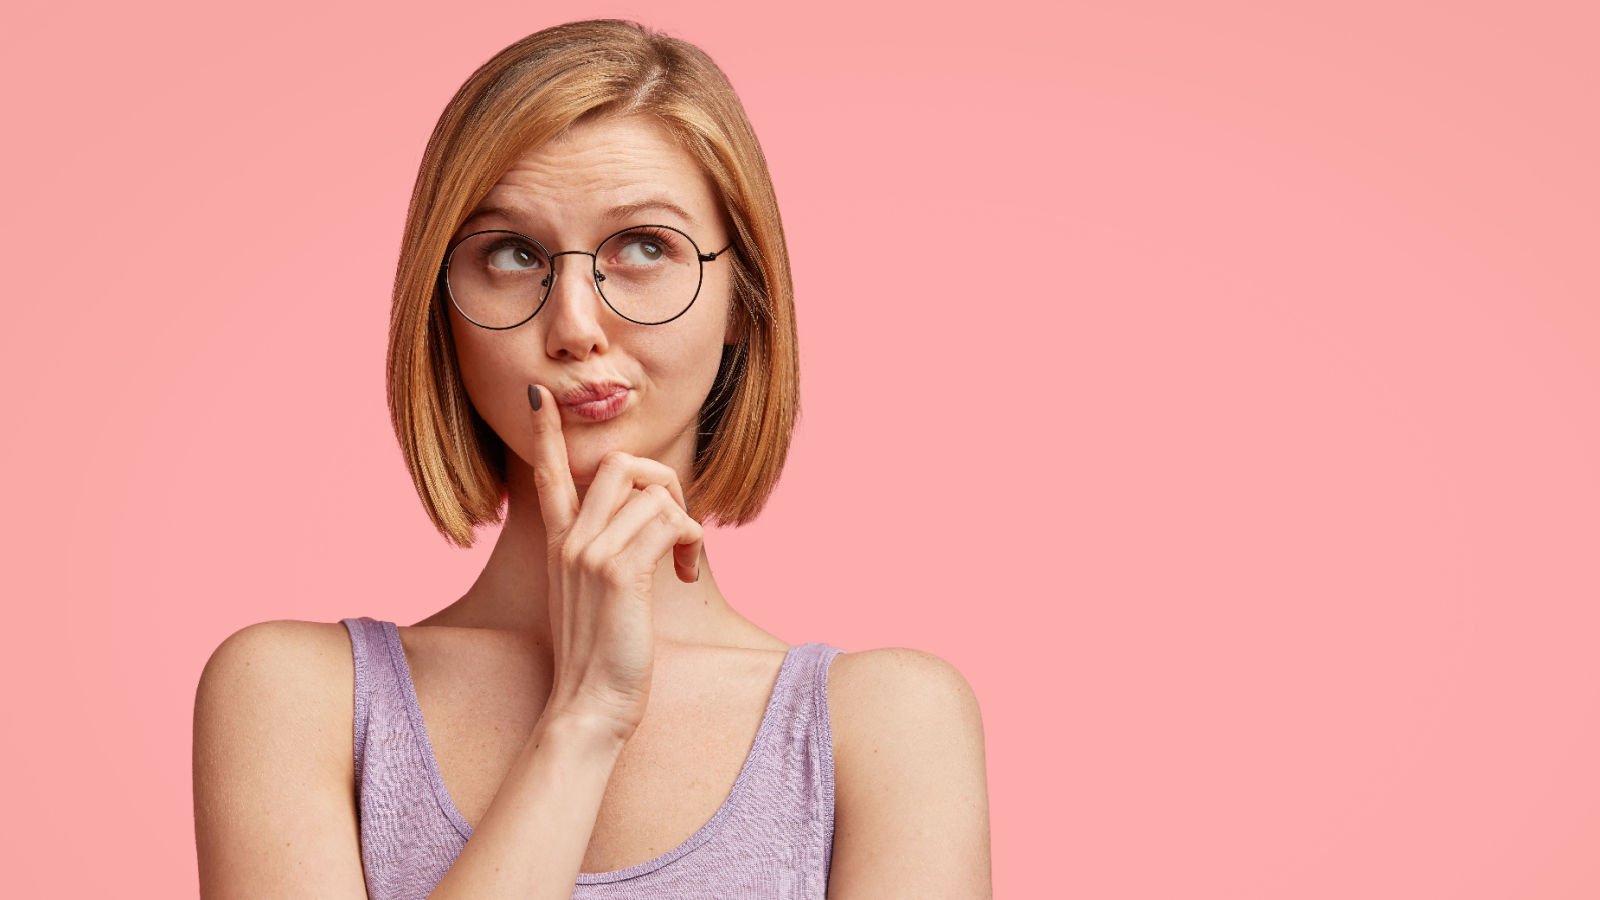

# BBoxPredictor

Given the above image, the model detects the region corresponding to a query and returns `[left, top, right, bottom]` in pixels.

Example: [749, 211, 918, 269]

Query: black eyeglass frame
[439, 224, 735, 329]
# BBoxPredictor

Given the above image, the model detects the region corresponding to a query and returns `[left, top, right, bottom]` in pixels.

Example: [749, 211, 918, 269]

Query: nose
[540, 250, 610, 360]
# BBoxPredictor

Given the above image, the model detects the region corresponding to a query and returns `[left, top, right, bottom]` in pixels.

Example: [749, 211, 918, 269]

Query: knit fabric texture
[340, 616, 845, 899]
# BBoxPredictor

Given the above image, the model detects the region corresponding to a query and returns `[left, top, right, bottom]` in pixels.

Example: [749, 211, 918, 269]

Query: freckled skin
[447, 114, 740, 493]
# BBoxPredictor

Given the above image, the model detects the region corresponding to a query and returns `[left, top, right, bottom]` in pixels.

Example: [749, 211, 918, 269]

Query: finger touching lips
[528, 383, 580, 536]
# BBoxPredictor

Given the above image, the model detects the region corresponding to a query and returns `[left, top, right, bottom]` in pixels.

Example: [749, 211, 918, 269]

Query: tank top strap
[735, 642, 846, 843]
[800, 642, 845, 730]
[803, 642, 846, 877]
[341, 616, 383, 778]
[734, 642, 846, 759]
[340, 617, 475, 895]
[798, 641, 846, 737]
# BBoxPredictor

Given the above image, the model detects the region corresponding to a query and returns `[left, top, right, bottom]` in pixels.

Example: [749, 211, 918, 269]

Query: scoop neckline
[378, 620, 809, 884]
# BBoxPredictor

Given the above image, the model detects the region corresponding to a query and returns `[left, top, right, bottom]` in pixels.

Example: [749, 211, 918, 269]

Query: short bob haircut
[388, 19, 800, 548]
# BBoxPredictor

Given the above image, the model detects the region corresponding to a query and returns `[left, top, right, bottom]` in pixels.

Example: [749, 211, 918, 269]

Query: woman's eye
[618, 238, 666, 264]
[488, 243, 542, 271]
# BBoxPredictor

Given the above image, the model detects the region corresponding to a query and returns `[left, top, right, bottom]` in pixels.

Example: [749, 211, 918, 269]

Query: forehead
[463, 115, 718, 236]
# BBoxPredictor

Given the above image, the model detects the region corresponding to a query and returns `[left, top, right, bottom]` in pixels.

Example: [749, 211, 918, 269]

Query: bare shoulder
[826, 646, 987, 771]
[196, 619, 358, 740]
[827, 646, 983, 726]
[200, 618, 359, 678]
[193, 619, 367, 898]
[824, 646, 993, 898]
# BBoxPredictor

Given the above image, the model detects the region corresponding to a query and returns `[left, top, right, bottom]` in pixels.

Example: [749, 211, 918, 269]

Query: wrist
[533, 709, 631, 757]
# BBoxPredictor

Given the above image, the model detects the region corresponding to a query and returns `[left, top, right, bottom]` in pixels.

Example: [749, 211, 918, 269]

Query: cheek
[636, 328, 725, 405]
[447, 316, 527, 441]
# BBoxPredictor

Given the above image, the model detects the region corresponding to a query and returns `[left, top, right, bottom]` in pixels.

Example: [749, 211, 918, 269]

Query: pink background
[4, 2, 1598, 897]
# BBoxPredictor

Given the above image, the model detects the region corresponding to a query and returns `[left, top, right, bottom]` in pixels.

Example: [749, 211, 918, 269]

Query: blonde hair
[387, 19, 800, 548]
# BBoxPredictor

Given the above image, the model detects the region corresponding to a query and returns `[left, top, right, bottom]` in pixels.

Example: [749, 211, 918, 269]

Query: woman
[194, 18, 991, 899]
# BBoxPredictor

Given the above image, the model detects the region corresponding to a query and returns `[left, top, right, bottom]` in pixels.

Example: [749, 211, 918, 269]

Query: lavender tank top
[340, 616, 846, 899]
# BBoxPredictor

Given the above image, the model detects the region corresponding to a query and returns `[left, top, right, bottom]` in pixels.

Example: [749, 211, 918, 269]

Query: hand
[525, 383, 705, 744]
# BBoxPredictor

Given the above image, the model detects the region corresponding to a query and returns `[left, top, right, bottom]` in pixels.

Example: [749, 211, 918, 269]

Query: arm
[825, 648, 994, 899]
[193, 620, 627, 900]
[425, 712, 624, 899]
[193, 621, 369, 898]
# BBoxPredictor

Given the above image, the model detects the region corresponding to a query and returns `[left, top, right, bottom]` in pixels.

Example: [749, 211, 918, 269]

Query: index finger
[527, 384, 580, 539]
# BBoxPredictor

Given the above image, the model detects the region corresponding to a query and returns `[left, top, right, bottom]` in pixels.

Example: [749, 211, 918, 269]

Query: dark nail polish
[528, 384, 541, 410]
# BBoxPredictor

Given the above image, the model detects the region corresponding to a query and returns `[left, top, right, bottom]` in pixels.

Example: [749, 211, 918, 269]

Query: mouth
[558, 386, 630, 422]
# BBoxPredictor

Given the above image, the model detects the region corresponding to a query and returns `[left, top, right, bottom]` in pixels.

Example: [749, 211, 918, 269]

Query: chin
[560, 428, 690, 489]
[562, 441, 625, 486]
[559, 421, 654, 483]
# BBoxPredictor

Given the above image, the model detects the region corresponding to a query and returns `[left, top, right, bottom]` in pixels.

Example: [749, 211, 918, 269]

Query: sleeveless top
[340, 616, 846, 899]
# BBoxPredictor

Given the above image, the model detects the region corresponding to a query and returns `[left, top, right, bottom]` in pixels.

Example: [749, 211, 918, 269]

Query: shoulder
[826, 645, 984, 740]
[822, 646, 992, 894]
[193, 620, 367, 894]
[197, 619, 358, 709]
[194, 619, 357, 767]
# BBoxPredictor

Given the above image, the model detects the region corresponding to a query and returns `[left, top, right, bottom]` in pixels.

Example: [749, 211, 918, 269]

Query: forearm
[426, 713, 625, 900]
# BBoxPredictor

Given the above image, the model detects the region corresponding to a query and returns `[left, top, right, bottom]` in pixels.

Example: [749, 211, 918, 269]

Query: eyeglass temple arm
[699, 243, 734, 263]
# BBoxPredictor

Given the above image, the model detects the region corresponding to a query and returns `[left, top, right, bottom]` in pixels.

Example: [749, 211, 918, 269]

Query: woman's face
[446, 114, 741, 490]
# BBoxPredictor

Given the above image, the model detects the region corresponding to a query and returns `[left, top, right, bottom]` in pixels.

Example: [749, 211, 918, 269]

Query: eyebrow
[460, 197, 698, 230]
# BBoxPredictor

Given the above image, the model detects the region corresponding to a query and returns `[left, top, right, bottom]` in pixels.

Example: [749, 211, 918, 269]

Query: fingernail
[528, 384, 541, 411]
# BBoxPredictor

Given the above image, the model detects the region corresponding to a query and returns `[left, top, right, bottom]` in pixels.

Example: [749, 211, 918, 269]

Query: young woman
[194, 19, 991, 899]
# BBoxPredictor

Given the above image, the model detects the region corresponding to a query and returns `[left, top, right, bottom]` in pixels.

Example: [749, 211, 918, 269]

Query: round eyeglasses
[440, 224, 734, 329]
